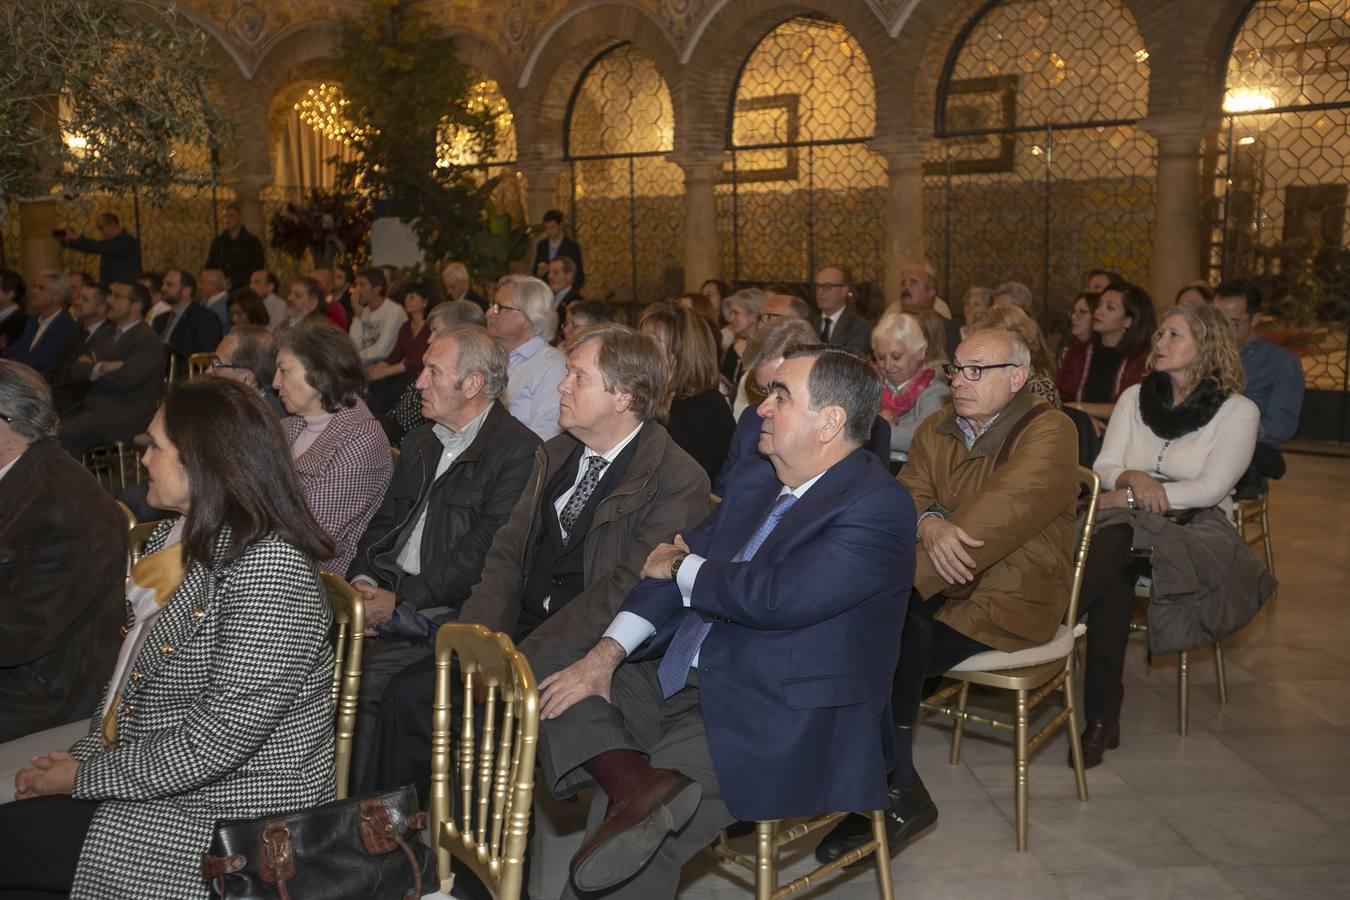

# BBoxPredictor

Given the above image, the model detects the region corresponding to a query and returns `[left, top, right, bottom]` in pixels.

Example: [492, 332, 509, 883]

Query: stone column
[1145, 120, 1210, 312]
[17, 197, 62, 283]
[518, 157, 568, 229]
[670, 153, 726, 291]
[870, 135, 930, 310]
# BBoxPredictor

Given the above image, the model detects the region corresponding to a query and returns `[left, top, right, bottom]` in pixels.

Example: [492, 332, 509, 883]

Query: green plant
[332, 0, 517, 273]
[0, 0, 232, 202]
[269, 188, 372, 268]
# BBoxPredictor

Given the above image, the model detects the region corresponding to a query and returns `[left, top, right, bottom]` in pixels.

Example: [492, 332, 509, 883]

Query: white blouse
[1095, 384, 1259, 513]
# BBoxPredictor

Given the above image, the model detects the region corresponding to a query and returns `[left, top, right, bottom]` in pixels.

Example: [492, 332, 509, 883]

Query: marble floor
[525, 451, 1350, 900]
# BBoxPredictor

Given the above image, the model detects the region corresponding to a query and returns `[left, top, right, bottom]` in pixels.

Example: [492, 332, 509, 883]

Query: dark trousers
[890, 592, 991, 785]
[530, 644, 734, 900]
[1076, 523, 1146, 722]
[0, 796, 98, 898]
[351, 638, 433, 786]
[357, 652, 438, 801]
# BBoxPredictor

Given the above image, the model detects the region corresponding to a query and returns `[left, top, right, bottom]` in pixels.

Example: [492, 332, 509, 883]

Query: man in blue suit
[530, 345, 916, 898]
[3, 272, 77, 379]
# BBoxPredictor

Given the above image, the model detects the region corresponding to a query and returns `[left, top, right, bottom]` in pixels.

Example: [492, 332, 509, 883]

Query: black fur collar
[1137, 372, 1227, 440]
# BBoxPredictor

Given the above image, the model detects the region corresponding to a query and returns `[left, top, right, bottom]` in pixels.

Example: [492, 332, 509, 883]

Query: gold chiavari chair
[84, 442, 143, 495]
[391, 446, 400, 467]
[1131, 580, 1228, 737]
[186, 352, 215, 379]
[429, 623, 538, 900]
[115, 500, 136, 530]
[127, 519, 165, 569]
[921, 466, 1100, 851]
[1232, 491, 1274, 575]
[320, 572, 365, 800]
[710, 811, 894, 900]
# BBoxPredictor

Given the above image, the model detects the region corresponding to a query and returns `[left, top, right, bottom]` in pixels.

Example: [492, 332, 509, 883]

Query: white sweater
[1095, 383, 1259, 513]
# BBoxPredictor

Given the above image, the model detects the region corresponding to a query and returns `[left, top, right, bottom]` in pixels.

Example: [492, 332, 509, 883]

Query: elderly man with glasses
[487, 275, 568, 440]
[816, 327, 1080, 865]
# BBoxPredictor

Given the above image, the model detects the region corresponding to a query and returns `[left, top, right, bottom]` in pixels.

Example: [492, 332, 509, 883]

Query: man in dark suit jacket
[0, 361, 125, 742]
[345, 327, 541, 776]
[204, 203, 266, 292]
[55, 211, 142, 286]
[58, 282, 165, 458]
[813, 266, 872, 354]
[3, 272, 77, 378]
[531, 345, 916, 897]
[51, 281, 117, 412]
[358, 323, 709, 799]
[533, 208, 585, 292]
[153, 269, 223, 369]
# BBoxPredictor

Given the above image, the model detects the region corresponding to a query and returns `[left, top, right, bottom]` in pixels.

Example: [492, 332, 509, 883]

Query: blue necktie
[657, 492, 799, 698]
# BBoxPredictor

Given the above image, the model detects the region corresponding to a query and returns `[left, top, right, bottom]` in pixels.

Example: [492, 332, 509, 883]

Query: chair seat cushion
[948, 623, 1085, 673]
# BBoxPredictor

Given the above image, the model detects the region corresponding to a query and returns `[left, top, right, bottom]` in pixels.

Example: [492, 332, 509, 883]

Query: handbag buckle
[259, 820, 296, 882]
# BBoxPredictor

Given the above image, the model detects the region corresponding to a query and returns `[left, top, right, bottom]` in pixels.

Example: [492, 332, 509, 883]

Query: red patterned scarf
[880, 365, 936, 417]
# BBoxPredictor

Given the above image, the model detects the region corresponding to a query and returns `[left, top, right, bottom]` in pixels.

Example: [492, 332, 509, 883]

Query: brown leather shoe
[1070, 719, 1120, 769]
[569, 769, 703, 892]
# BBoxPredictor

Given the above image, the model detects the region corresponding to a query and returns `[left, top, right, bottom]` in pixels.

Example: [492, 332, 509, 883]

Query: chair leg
[1014, 688, 1029, 852]
[1064, 665, 1089, 803]
[1260, 496, 1275, 575]
[1177, 650, 1189, 737]
[755, 821, 776, 900]
[949, 681, 971, 765]
[870, 810, 895, 900]
[1214, 642, 1229, 705]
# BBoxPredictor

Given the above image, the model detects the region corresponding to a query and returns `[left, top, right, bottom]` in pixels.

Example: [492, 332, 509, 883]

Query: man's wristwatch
[669, 552, 689, 580]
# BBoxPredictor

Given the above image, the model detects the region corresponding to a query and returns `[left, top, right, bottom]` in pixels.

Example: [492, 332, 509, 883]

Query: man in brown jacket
[817, 328, 1078, 863]
[358, 323, 710, 796]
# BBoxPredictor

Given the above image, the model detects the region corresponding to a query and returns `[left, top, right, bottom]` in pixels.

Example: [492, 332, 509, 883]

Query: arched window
[564, 43, 683, 312]
[720, 17, 885, 298]
[926, 0, 1154, 327]
[1219, 0, 1350, 440]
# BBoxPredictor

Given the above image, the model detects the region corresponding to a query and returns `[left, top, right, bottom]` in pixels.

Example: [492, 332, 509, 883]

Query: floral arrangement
[268, 188, 372, 266]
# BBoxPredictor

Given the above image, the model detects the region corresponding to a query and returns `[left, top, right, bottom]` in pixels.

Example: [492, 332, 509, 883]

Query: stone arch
[1127, 0, 1250, 129]
[680, 1, 903, 156]
[515, 3, 682, 159]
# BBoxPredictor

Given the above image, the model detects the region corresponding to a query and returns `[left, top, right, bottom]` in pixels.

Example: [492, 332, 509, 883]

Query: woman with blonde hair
[1074, 302, 1260, 768]
[637, 302, 735, 481]
[870, 311, 951, 453]
[967, 304, 1062, 409]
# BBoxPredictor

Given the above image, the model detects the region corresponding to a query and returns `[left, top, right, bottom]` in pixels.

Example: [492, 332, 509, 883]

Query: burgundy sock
[583, 749, 655, 804]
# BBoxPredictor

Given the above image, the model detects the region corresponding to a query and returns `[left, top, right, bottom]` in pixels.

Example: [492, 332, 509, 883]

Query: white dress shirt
[350, 299, 409, 364]
[602, 469, 827, 660]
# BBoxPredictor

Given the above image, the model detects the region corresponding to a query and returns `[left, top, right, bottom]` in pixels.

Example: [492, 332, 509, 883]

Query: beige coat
[901, 388, 1079, 652]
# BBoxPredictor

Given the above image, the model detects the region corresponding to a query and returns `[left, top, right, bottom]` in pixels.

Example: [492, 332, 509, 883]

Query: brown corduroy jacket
[901, 388, 1079, 652]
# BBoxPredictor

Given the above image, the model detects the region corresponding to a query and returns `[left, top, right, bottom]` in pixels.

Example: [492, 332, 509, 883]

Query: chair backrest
[320, 572, 365, 800]
[429, 623, 539, 900]
[1065, 466, 1102, 628]
[163, 347, 179, 384]
[127, 519, 164, 571]
[390, 446, 400, 467]
[187, 352, 215, 378]
[115, 500, 137, 530]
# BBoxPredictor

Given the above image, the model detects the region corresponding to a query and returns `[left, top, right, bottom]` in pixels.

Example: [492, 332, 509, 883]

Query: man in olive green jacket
[818, 328, 1079, 864]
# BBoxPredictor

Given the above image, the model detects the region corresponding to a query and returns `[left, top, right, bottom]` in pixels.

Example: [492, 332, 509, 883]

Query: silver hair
[994, 281, 1037, 316]
[428, 299, 486, 333]
[870, 311, 928, 355]
[441, 261, 468, 281]
[41, 271, 72, 303]
[0, 360, 59, 441]
[430, 324, 509, 400]
[498, 275, 557, 341]
[722, 287, 764, 319]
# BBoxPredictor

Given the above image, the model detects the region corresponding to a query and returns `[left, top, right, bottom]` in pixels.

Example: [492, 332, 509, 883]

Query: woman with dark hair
[1074, 303, 1260, 767]
[1059, 291, 1098, 362]
[0, 378, 338, 899]
[366, 281, 435, 414]
[1058, 281, 1157, 432]
[638, 302, 735, 481]
[274, 319, 392, 573]
[226, 287, 269, 329]
[1175, 281, 1214, 308]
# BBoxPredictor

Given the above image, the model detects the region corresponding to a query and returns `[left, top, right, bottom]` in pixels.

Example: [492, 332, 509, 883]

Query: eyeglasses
[758, 311, 785, 322]
[1070, 308, 1091, 317]
[941, 362, 1019, 382]
[0, 412, 12, 423]
[209, 360, 244, 371]
[814, 282, 847, 291]
[490, 302, 521, 315]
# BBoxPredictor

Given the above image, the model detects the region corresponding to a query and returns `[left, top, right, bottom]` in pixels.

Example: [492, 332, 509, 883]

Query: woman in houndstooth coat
[0, 378, 339, 899]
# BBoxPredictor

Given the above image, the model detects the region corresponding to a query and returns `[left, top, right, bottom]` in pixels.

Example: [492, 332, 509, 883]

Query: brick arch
[1128, 0, 1253, 127]
[514, 2, 681, 159]
[679, 1, 904, 155]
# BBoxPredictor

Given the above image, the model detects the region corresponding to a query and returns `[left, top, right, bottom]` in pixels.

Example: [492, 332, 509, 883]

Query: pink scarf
[880, 365, 936, 417]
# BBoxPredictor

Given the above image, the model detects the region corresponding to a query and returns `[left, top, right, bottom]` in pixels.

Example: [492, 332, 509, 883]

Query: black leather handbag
[201, 784, 437, 900]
